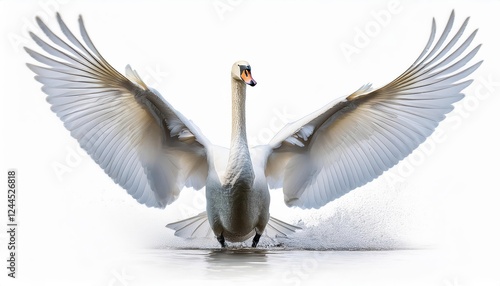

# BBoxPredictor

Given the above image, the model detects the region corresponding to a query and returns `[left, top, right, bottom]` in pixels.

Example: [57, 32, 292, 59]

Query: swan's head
[231, 61, 257, 86]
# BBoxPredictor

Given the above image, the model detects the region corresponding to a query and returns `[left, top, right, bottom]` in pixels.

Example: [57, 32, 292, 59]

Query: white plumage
[26, 11, 481, 247]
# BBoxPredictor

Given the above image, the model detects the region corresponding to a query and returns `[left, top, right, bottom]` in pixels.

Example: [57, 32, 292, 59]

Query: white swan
[26, 11, 481, 247]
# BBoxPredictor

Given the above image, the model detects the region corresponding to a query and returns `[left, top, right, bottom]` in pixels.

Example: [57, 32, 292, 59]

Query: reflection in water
[204, 248, 273, 280]
[206, 248, 269, 264]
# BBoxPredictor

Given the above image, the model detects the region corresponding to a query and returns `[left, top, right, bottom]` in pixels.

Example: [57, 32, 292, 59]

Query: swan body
[26, 11, 481, 247]
[205, 63, 271, 244]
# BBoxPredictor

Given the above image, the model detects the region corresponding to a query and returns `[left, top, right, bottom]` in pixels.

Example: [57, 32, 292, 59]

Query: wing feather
[263, 11, 482, 209]
[26, 14, 210, 208]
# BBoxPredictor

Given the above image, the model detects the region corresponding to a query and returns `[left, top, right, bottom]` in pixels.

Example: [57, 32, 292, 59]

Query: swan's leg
[217, 234, 227, 247]
[252, 212, 269, 247]
[251, 232, 262, 247]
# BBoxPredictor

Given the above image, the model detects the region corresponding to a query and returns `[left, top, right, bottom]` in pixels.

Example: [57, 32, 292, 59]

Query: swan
[25, 11, 481, 247]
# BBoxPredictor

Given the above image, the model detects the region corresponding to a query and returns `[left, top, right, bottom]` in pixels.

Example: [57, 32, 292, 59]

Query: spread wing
[26, 13, 210, 208]
[263, 11, 482, 209]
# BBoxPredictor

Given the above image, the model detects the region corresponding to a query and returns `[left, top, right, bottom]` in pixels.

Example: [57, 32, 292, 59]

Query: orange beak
[241, 69, 257, 86]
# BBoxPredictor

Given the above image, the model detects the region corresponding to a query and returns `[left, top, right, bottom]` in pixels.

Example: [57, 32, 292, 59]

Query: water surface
[116, 247, 460, 285]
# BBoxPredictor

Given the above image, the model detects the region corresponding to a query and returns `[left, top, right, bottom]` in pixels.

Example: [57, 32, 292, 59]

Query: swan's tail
[166, 212, 213, 238]
[265, 216, 301, 238]
[166, 212, 301, 239]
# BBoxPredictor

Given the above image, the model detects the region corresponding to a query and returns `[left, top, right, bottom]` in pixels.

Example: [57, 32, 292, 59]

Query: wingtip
[465, 58, 485, 77]
[24, 61, 33, 69]
[34, 15, 44, 28]
[27, 31, 39, 42]
[448, 9, 455, 23]
[431, 17, 437, 33]
[25, 61, 34, 67]
[78, 14, 84, 25]
[55, 12, 63, 25]
[461, 79, 474, 89]
[475, 42, 483, 52]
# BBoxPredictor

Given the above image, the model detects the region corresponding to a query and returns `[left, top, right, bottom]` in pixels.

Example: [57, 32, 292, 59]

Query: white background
[1, 0, 500, 285]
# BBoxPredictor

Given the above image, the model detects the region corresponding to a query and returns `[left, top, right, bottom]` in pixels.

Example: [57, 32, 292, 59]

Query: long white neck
[224, 78, 254, 188]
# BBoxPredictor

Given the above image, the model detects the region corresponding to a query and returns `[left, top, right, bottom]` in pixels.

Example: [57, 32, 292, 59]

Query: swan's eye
[238, 65, 251, 74]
